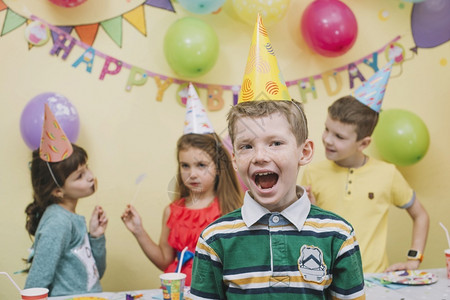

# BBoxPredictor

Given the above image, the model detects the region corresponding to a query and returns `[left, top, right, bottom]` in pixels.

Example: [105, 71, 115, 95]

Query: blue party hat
[354, 60, 394, 112]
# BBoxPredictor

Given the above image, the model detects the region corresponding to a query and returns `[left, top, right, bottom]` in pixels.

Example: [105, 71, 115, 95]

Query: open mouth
[255, 172, 279, 189]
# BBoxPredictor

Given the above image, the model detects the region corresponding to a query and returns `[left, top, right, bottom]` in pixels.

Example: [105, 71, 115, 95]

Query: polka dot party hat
[39, 103, 73, 162]
[354, 60, 394, 112]
[183, 83, 215, 135]
[238, 13, 290, 103]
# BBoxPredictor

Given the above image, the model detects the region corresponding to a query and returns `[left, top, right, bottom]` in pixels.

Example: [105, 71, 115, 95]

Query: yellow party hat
[238, 13, 290, 103]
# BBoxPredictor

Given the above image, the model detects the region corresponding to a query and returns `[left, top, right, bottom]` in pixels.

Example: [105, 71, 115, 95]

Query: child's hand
[385, 260, 421, 272]
[89, 205, 108, 238]
[304, 185, 317, 205]
[121, 204, 144, 235]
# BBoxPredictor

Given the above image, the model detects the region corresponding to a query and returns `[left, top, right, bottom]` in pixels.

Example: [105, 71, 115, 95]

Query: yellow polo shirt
[301, 157, 414, 273]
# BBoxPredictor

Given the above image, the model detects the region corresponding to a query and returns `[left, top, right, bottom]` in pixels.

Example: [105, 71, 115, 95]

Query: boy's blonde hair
[328, 96, 379, 141]
[227, 100, 309, 147]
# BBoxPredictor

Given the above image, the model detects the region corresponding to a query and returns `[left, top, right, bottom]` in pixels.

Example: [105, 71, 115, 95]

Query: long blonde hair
[175, 133, 242, 215]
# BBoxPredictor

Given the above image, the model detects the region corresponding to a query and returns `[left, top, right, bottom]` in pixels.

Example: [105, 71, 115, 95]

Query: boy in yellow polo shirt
[301, 62, 429, 273]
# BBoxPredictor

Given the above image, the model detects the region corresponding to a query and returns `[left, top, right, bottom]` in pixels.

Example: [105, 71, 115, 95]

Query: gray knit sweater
[25, 204, 106, 296]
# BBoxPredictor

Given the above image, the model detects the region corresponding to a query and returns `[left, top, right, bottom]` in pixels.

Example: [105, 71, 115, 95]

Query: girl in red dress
[121, 133, 242, 286]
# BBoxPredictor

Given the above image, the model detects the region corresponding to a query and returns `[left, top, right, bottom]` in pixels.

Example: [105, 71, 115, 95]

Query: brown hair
[25, 144, 88, 236]
[175, 133, 242, 214]
[227, 100, 309, 147]
[328, 95, 379, 140]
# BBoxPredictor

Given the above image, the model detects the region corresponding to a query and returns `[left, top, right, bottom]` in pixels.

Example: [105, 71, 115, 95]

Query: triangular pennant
[184, 83, 214, 135]
[74, 23, 99, 46]
[51, 26, 73, 44]
[238, 14, 290, 103]
[0, 0, 7, 11]
[354, 60, 394, 112]
[123, 5, 147, 36]
[101, 16, 123, 47]
[40, 104, 73, 162]
[144, 0, 175, 12]
[1, 9, 27, 36]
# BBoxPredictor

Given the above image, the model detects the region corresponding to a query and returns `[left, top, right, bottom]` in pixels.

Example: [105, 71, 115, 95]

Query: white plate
[381, 270, 438, 285]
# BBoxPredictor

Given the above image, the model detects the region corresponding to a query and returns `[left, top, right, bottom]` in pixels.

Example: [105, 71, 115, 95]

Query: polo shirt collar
[241, 186, 311, 231]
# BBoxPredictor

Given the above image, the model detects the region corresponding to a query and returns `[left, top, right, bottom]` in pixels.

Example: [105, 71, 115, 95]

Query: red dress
[164, 197, 221, 286]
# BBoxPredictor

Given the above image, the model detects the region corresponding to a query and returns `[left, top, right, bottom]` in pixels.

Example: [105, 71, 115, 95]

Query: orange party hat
[238, 13, 290, 103]
[39, 103, 73, 162]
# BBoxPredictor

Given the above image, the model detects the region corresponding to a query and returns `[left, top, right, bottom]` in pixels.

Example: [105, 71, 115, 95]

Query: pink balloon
[301, 0, 358, 57]
[48, 0, 87, 8]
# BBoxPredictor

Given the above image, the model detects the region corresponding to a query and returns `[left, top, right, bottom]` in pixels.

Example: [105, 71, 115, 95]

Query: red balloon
[301, 0, 358, 57]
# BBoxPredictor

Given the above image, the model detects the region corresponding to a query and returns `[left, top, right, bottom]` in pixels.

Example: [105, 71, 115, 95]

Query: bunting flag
[24, 14, 410, 112]
[1, 9, 27, 35]
[0, 0, 6, 11]
[0, 0, 175, 46]
[123, 6, 147, 36]
[3, 6, 414, 112]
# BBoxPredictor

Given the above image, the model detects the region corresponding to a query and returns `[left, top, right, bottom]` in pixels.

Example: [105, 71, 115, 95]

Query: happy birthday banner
[20, 14, 408, 111]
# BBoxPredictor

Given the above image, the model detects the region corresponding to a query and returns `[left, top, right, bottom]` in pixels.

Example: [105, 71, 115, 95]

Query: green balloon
[164, 17, 219, 77]
[373, 109, 430, 166]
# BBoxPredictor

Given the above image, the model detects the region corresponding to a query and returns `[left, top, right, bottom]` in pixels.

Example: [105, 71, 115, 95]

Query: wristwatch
[407, 249, 423, 262]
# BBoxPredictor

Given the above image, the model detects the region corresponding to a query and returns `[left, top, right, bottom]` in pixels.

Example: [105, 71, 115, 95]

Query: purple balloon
[20, 92, 80, 150]
[411, 0, 450, 48]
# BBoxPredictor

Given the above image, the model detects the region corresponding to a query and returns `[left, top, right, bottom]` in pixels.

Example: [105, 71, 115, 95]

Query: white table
[365, 268, 450, 300]
[49, 269, 450, 300]
[49, 289, 164, 300]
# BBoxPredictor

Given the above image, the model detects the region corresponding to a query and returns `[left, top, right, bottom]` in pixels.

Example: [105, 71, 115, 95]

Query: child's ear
[299, 139, 314, 166]
[358, 136, 372, 151]
[51, 188, 64, 199]
[231, 152, 238, 171]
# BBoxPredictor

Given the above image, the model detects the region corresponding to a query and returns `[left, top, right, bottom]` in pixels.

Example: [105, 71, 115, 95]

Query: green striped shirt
[191, 188, 365, 300]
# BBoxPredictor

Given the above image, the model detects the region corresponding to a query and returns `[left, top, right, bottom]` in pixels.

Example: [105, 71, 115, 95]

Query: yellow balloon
[230, 0, 290, 27]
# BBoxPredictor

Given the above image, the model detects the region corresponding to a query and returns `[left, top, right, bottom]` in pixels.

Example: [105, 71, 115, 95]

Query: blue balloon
[178, 0, 225, 14]
[411, 0, 450, 48]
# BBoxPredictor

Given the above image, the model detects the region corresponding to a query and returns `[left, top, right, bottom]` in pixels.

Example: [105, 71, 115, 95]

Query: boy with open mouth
[189, 14, 365, 300]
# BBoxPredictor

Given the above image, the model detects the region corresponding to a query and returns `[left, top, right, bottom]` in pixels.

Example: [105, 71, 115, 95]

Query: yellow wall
[1, 0, 449, 298]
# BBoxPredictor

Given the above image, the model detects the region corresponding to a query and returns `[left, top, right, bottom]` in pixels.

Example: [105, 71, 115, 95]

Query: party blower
[1, 272, 49, 299]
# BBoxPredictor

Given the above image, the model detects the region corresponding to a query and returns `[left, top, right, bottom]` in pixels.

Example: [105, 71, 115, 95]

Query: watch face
[408, 250, 418, 257]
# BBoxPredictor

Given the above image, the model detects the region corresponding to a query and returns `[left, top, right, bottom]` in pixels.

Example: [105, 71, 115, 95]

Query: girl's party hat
[238, 13, 290, 103]
[353, 60, 394, 112]
[39, 103, 73, 162]
[183, 83, 215, 135]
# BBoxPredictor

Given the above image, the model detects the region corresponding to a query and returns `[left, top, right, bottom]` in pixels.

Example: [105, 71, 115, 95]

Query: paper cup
[445, 249, 450, 279]
[160, 272, 186, 300]
[20, 288, 49, 300]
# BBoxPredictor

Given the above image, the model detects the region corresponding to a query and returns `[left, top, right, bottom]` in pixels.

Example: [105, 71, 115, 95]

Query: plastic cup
[445, 249, 450, 279]
[20, 288, 49, 300]
[160, 272, 186, 300]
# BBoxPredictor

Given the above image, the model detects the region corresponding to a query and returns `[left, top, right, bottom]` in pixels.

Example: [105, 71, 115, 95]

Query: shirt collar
[241, 186, 311, 231]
